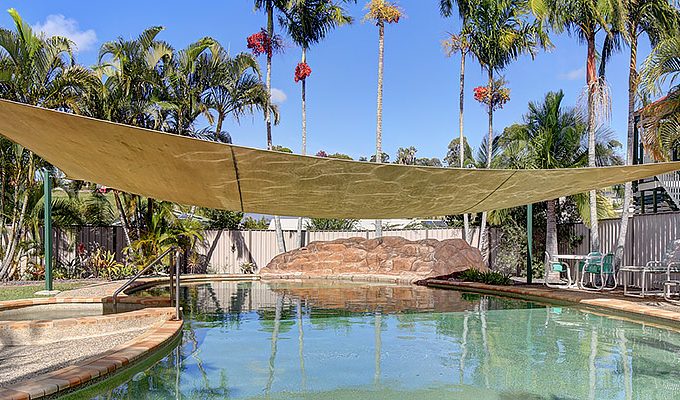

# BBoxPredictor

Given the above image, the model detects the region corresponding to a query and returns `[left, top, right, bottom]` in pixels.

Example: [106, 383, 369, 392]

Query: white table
[552, 254, 588, 288]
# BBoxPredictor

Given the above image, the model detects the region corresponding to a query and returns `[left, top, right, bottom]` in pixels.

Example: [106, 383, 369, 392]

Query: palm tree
[394, 146, 418, 165]
[465, 0, 549, 260]
[164, 37, 220, 135]
[364, 0, 403, 238]
[613, 1, 679, 267]
[441, 0, 476, 245]
[203, 51, 273, 139]
[532, 0, 625, 253]
[253, 0, 290, 254]
[281, 0, 353, 156]
[639, 36, 680, 160]
[0, 9, 96, 279]
[96, 26, 173, 128]
[95, 26, 173, 249]
[253, 0, 289, 150]
[502, 91, 588, 257]
[280, 0, 353, 247]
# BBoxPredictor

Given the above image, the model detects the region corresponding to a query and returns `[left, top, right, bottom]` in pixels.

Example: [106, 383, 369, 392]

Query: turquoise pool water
[74, 281, 680, 399]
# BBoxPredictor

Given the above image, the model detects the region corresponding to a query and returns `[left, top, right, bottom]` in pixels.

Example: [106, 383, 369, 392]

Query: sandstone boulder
[260, 236, 487, 283]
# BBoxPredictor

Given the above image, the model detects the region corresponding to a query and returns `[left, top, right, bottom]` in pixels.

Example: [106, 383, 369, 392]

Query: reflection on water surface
[73, 280, 680, 400]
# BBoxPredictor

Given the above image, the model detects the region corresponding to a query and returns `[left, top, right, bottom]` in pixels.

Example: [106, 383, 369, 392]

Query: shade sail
[1, 99, 679, 219]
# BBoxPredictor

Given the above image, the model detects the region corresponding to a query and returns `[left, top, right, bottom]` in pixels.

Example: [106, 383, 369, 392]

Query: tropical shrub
[242, 216, 269, 230]
[240, 262, 257, 274]
[306, 218, 358, 231]
[85, 245, 135, 280]
[456, 268, 513, 285]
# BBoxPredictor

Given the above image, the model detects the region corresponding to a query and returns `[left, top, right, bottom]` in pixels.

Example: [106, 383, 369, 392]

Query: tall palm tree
[465, 0, 549, 260]
[281, 0, 353, 156]
[613, 0, 678, 268]
[280, 0, 353, 247]
[254, 0, 290, 254]
[365, 0, 403, 238]
[532, 0, 625, 253]
[253, 0, 289, 149]
[639, 36, 680, 160]
[441, 0, 476, 245]
[0, 9, 96, 279]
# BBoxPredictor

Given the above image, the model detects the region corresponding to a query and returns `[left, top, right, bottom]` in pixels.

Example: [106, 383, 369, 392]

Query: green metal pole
[526, 203, 533, 284]
[44, 169, 52, 291]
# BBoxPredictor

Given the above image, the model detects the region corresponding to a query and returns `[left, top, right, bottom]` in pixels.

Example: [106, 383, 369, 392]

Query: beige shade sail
[0, 99, 678, 219]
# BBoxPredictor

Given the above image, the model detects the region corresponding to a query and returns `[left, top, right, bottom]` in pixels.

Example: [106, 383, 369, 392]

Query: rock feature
[261, 236, 487, 283]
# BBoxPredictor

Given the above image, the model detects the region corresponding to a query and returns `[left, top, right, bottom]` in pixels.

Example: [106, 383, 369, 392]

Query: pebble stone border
[424, 279, 680, 325]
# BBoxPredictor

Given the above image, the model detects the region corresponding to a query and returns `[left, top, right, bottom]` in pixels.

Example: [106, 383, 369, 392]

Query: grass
[0, 282, 90, 301]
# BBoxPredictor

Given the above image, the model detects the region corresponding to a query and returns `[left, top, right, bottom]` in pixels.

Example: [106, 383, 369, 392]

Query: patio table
[552, 254, 588, 289]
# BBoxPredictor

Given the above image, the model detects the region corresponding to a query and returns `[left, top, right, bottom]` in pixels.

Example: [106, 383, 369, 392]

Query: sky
[1, 1, 653, 162]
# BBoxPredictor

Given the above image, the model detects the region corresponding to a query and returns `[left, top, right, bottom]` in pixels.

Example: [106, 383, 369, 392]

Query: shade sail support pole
[44, 169, 53, 292]
[527, 203, 533, 284]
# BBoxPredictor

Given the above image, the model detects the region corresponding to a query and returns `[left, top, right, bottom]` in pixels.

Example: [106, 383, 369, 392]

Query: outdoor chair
[622, 239, 680, 298]
[544, 252, 572, 288]
[579, 252, 616, 291]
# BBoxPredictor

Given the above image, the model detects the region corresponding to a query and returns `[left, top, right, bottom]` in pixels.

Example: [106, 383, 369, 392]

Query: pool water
[74, 281, 680, 400]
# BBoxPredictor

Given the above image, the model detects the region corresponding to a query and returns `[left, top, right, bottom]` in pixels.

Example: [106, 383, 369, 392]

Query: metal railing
[657, 171, 680, 208]
[112, 247, 182, 319]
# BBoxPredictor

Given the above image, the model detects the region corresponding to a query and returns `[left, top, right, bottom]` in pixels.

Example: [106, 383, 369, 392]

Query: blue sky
[2, 1, 652, 162]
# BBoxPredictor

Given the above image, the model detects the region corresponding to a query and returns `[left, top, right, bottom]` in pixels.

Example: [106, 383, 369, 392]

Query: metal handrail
[112, 247, 176, 307]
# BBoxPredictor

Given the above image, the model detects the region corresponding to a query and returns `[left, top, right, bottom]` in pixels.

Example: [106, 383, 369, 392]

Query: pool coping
[423, 279, 680, 328]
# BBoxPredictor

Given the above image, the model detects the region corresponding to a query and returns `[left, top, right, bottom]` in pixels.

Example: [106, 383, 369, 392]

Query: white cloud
[271, 88, 287, 104]
[558, 67, 585, 81]
[32, 15, 97, 52]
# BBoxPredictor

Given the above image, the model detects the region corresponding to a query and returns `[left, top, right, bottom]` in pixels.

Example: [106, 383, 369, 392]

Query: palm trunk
[265, 0, 273, 150]
[373, 312, 382, 384]
[586, 34, 600, 252]
[114, 190, 133, 246]
[146, 198, 154, 229]
[546, 199, 558, 258]
[215, 111, 224, 138]
[274, 216, 286, 253]
[0, 154, 33, 280]
[615, 32, 637, 267]
[266, 293, 283, 394]
[263, 1, 285, 253]
[301, 47, 307, 156]
[459, 50, 471, 244]
[297, 299, 307, 390]
[297, 47, 308, 248]
[479, 68, 494, 263]
[374, 22, 385, 238]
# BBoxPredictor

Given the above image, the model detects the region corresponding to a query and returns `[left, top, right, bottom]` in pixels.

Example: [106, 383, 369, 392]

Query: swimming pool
[71, 280, 680, 399]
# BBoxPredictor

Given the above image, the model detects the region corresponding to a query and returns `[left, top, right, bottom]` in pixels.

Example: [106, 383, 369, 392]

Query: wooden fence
[18, 211, 680, 275]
